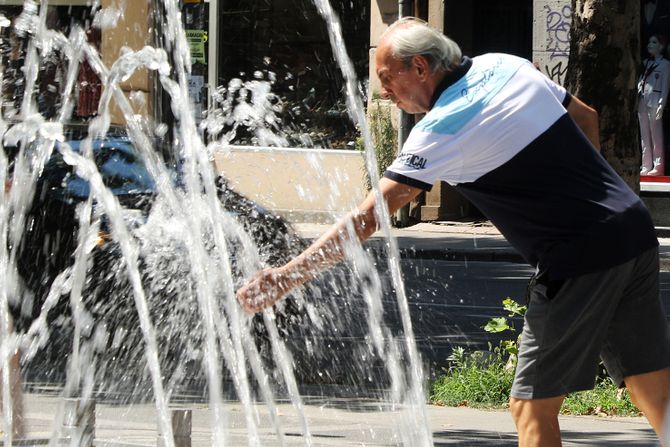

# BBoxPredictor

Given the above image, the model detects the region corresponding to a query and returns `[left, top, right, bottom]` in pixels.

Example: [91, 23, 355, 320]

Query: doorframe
[207, 0, 219, 108]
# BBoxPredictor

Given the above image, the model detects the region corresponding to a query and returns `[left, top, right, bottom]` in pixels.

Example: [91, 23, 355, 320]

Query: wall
[213, 147, 368, 223]
[367, 0, 399, 100]
[532, 0, 572, 85]
[643, 195, 670, 226]
[100, 0, 152, 124]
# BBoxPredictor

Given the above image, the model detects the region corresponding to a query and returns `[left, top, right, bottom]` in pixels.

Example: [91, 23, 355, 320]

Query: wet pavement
[10, 220, 667, 446]
[15, 391, 660, 446]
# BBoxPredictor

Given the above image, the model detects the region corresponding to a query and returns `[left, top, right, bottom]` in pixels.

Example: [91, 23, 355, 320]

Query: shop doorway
[444, 0, 533, 59]
[213, 0, 369, 148]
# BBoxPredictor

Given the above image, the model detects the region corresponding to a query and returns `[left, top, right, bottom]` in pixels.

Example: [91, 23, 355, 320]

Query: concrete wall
[368, 0, 399, 100]
[532, 0, 572, 85]
[100, 0, 152, 124]
[213, 147, 368, 223]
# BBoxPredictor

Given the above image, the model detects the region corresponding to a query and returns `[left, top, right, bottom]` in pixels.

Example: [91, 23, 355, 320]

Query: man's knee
[510, 397, 526, 424]
[510, 396, 564, 424]
[510, 396, 564, 446]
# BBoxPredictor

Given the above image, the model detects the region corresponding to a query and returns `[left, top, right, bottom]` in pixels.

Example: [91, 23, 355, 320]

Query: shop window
[0, 5, 100, 122]
[640, 0, 670, 179]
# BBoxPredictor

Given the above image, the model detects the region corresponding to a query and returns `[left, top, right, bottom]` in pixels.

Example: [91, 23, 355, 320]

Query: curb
[298, 225, 670, 271]
[401, 247, 670, 272]
[399, 247, 525, 264]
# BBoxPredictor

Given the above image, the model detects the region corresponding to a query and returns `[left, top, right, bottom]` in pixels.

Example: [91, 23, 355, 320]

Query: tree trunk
[565, 0, 640, 192]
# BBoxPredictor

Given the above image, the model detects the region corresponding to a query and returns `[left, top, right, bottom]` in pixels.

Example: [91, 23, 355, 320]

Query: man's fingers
[236, 268, 290, 314]
[239, 299, 261, 314]
[236, 275, 275, 314]
[236, 284, 264, 314]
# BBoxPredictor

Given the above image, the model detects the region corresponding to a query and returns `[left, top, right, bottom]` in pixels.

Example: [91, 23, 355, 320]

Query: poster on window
[185, 29, 207, 65]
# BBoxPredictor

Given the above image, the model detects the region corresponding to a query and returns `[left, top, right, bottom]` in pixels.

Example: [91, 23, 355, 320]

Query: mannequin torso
[640, 56, 670, 108]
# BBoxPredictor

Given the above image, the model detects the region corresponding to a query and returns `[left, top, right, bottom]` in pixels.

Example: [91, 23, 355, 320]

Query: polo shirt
[384, 53, 658, 279]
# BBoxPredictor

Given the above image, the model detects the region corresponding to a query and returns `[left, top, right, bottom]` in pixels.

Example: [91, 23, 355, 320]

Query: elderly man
[237, 17, 670, 446]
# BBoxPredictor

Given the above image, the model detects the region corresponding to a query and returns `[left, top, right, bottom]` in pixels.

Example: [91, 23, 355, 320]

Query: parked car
[7, 125, 309, 390]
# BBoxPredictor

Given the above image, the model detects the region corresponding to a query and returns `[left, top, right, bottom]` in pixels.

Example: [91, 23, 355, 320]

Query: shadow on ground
[561, 428, 658, 446]
[433, 427, 658, 446]
[433, 429, 516, 446]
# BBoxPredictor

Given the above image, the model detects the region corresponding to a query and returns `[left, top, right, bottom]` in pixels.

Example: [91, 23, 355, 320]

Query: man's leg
[510, 395, 564, 447]
[624, 368, 670, 441]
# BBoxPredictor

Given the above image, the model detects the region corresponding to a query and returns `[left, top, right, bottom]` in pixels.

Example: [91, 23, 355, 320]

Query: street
[291, 256, 670, 383]
[402, 258, 670, 373]
[20, 251, 670, 391]
[14, 256, 666, 446]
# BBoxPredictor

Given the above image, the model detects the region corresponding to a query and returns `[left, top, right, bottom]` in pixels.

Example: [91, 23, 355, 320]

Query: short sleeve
[383, 127, 463, 190]
[537, 72, 570, 107]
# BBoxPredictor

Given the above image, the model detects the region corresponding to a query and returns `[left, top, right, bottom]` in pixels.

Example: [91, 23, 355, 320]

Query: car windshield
[52, 136, 156, 200]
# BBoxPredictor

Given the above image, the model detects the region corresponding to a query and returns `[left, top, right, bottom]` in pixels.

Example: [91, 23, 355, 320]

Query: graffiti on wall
[543, 3, 571, 84]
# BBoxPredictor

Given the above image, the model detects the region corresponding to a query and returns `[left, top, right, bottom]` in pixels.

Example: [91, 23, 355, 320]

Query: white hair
[384, 17, 462, 72]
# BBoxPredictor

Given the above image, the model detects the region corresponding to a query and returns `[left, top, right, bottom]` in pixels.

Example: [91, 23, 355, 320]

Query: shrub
[431, 297, 641, 416]
[360, 100, 398, 190]
[562, 376, 640, 416]
[431, 346, 514, 408]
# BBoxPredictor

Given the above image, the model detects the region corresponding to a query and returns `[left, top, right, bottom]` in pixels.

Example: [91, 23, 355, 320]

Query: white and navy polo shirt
[384, 53, 658, 279]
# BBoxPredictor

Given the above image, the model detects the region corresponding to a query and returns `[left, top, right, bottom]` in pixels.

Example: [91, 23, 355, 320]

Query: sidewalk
[295, 219, 670, 270]
[17, 391, 660, 446]
[13, 220, 664, 447]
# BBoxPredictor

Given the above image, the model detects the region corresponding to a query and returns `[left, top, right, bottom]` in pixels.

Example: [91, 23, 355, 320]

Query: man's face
[375, 41, 430, 114]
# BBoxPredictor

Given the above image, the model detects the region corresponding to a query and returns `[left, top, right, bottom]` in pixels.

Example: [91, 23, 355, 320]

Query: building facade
[1, 1, 666, 221]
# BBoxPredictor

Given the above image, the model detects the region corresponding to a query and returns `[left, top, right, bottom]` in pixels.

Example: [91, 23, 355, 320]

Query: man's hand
[236, 268, 292, 314]
[657, 104, 665, 120]
[236, 179, 422, 315]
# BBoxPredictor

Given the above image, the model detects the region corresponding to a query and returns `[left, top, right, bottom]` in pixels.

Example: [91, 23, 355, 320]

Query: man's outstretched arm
[236, 177, 424, 313]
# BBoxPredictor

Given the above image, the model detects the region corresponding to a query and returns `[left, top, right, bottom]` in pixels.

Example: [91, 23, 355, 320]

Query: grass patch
[430, 346, 641, 417]
[562, 379, 641, 416]
[431, 347, 514, 408]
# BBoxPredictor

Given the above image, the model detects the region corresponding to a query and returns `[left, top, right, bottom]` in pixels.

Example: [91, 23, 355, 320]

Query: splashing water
[0, 0, 435, 445]
[310, 1, 433, 444]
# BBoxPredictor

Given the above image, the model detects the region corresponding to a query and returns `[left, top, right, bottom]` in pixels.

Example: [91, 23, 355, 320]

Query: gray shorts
[511, 247, 670, 400]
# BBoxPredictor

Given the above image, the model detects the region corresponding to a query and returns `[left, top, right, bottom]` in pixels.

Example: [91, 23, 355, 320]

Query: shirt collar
[429, 56, 473, 109]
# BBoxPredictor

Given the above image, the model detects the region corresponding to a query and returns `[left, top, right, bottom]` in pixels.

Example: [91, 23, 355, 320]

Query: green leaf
[483, 317, 511, 333]
[502, 297, 527, 317]
[501, 340, 518, 356]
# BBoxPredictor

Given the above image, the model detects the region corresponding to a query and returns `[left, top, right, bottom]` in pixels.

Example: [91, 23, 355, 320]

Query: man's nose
[380, 88, 391, 99]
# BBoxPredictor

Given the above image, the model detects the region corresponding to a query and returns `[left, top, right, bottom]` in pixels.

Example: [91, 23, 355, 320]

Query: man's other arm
[566, 95, 601, 152]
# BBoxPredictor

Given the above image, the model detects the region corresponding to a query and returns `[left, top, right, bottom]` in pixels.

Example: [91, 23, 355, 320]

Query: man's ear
[412, 55, 431, 80]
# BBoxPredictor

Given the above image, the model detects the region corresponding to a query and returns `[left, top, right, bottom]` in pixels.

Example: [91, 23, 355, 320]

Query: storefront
[0, 0, 369, 147]
[3, 0, 670, 179]
[640, 0, 670, 185]
[0, 0, 101, 121]
[212, 0, 369, 147]
[531, 0, 670, 190]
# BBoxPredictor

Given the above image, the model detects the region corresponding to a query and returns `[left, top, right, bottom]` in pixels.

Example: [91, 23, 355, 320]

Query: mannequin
[638, 34, 670, 175]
